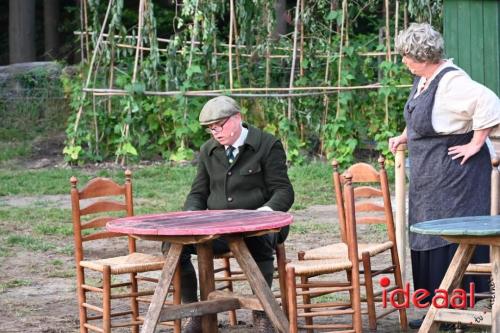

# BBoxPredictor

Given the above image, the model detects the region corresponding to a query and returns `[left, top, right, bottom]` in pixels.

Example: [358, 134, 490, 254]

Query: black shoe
[182, 316, 202, 333]
[252, 311, 275, 333]
[408, 317, 424, 329]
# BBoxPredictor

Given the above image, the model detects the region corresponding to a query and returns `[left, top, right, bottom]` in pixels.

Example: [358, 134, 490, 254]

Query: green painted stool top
[411, 215, 500, 236]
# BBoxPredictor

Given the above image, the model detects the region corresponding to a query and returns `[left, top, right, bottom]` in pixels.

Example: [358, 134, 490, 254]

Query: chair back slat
[357, 217, 387, 224]
[332, 157, 396, 243]
[80, 200, 127, 216]
[83, 231, 123, 242]
[346, 163, 380, 183]
[81, 216, 115, 230]
[353, 186, 382, 198]
[70, 171, 135, 262]
[79, 178, 125, 199]
[355, 202, 385, 212]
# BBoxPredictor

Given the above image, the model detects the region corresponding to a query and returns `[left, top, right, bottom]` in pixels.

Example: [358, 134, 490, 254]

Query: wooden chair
[286, 173, 362, 333]
[299, 157, 407, 331]
[70, 170, 181, 333]
[213, 242, 289, 325]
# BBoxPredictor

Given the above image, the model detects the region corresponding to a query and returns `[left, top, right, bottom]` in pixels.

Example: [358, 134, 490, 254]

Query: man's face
[206, 114, 241, 145]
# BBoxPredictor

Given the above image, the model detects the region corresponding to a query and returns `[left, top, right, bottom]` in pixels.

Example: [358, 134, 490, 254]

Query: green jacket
[184, 124, 294, 212]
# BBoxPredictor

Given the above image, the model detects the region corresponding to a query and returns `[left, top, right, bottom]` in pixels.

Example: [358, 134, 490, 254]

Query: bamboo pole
[75, 32, 398, 57]
[132, 0, 146, 83]
[395, 143, 407, 282]
[83, 83, 412, 96]
[384, 0, 391, 125]
[265, 1, 271, 90]
[71, 0, 114, 145]
[83, 0, 90, 61]
[231, 5, 242, 86]
[228, 0, 235, 89]
[336, 0, 347, 119]
[403, 1, 408, 29]
[320, 0, 336, 155]
[394, 0, 399, 63]
[299, 0, 305, 77]
[288, 0, 301, 120]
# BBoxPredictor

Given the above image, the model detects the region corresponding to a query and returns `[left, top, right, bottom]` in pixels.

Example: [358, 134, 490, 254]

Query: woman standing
[389, 22, 500, 328]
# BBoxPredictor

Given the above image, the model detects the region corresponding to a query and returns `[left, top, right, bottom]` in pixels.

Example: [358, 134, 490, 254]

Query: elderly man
[166, 96, 294, 332]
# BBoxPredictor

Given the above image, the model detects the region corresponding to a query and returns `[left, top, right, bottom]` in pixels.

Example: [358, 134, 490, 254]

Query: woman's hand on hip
[448, 142, 483, 165]
[449, 128, 492, 165]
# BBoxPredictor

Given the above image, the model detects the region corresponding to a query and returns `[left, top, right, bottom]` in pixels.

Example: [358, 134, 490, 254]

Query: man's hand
[448, 142, 483, 165]
[388, 134, 408, 154]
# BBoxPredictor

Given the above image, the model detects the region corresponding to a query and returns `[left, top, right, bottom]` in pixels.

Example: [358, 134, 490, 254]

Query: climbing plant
[64, 0, 422, 166]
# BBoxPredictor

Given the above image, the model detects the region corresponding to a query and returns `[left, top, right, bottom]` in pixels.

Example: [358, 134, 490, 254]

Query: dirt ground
[0, 191, 434, 333]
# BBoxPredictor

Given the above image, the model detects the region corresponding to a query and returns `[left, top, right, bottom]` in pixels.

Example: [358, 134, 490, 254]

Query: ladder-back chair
[286, 173, 362, 332]
[70, 170, 181, 333]
[300, 157, 407, 331]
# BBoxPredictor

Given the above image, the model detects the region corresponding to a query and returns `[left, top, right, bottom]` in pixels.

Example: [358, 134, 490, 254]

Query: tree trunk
[44, 0, 60, 60]
[272, 0, 287, 40]
[9, 0, 36, 64]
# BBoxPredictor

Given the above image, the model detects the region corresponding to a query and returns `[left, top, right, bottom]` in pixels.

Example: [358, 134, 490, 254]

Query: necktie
[226, 146, 236, 164]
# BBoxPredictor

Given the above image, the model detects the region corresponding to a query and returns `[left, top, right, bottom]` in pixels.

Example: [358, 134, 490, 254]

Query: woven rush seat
[287, 258, 352, 275]
[80, 252, 164, 274]
[302, 241, 393, 260]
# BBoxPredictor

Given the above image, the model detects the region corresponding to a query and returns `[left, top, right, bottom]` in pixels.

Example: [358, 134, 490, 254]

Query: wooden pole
[72, 0, 114, 144]
[288, 0, 301, 120]
[395, 143, 407, 282]
[299, 0, 305, 77]
[491, 159, 499, 215]
[394, 0, 399, 63]
[321, 0, 336, 155]
[228, 0, 235, 89]
[336, 0, 347, 119]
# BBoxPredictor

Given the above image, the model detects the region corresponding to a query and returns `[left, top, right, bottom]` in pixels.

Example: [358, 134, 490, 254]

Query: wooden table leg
[418, 243, 476, 333]
[227, 237, 290, 333]
[492, 245, 500, 332]
[196, 241, 218, 333]
[141, 243, 183, 333]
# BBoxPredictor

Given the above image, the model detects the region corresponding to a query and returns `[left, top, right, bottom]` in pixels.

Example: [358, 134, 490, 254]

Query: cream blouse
[415, 60, 500, 136]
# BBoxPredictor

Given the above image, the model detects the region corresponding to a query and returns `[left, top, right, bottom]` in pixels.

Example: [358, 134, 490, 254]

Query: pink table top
[106, 210, 293, 236]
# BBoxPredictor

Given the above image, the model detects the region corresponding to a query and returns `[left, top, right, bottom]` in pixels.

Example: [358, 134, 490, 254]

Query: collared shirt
[415, 59, 500, 135]
[225, 124, 248, 157]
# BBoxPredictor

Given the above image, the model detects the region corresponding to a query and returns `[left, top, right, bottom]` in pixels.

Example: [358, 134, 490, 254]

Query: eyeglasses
[205, 117, 230, 134]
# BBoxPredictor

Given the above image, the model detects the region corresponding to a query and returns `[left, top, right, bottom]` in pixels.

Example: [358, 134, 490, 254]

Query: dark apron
[404, 67, 491, 251]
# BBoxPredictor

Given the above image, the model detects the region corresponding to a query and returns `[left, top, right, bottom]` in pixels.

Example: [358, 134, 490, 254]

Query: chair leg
[286, 266, 298, 333]
[76, 266, 88, 333]
[351, 267, 363, 333]
[221, 257, 238, 326]
[297, 252, 313, 332]
[276, 243, 288, 317]
[362, 252, 377, 331]
[173, 264, 182, 333]
[102, 266, 111, 333]
[130, 272, 140, 333]
[390, 247, 408, 330]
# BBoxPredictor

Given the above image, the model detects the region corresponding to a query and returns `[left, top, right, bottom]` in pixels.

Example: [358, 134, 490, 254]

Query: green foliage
[0, 279, 32, 293]
[61, 0, 428, 165]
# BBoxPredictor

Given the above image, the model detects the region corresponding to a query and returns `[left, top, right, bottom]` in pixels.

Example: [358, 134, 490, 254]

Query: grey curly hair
[395, 23, 444, 63]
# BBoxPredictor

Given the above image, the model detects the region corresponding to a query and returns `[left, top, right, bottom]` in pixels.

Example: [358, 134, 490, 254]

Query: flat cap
[199, 96, 241, 125]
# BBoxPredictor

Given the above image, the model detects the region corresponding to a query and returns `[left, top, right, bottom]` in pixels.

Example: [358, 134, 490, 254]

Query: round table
[411, 215, 500, 333]
[107, 209, 293, 333]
